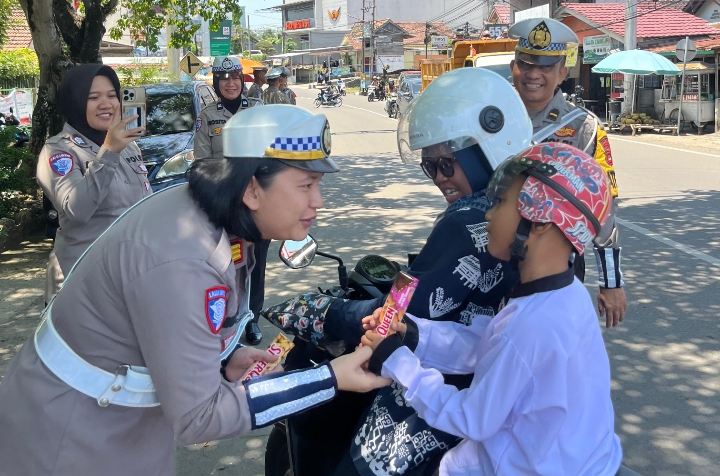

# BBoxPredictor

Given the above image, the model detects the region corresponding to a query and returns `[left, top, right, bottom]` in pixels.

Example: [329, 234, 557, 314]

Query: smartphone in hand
[121, 87, 147, 136]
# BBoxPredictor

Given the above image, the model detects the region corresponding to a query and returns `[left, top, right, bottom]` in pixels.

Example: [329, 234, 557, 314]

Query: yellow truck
[420, 38, 518, 91]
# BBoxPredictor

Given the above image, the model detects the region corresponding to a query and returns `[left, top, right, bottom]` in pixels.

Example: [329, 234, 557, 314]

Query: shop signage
[683, 94, 699, 101]
[486, 24, 509, 39]
[331, 66, 351, 76]
[286, 19, 311, 30]
[210, 20, 232, 56]
[328, 7, 341, 21]
[431, 36, 448, 49]
[583, 35, 612, 64]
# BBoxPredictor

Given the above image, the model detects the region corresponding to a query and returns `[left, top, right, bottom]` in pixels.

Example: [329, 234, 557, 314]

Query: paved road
[1, 86, 718, 475]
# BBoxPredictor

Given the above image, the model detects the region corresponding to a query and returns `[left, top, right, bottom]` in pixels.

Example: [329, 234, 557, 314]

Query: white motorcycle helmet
[397, 68, 533, 174]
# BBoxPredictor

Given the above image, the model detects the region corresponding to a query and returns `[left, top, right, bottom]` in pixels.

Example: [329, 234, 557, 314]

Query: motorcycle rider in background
[263, 68, 534, 476]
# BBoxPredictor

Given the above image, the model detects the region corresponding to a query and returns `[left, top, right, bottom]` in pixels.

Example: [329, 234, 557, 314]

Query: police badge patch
[137, 163, 148, 173]
[71, 135, 87, 146]
[205, 286, 229, 334]
[49, 153, 74, 176]
[528, 21, 552, 49]
[321, 121, 332, 156]
[195, 117, 202, 132]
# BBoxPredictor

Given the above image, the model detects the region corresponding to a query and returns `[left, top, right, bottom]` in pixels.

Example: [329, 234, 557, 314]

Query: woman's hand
[103, 104, 145, 153]
[224, 347, 280, 382]
[330, 346, 391, 392]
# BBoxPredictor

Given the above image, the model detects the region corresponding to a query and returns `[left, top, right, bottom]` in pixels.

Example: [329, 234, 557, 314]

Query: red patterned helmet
[487, 143, 614, 254]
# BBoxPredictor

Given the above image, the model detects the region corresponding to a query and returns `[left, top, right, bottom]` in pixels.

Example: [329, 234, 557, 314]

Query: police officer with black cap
[509, 18, 627, 327]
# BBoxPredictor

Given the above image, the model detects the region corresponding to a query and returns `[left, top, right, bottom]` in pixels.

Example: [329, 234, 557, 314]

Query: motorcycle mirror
[279, 235, 318, 269]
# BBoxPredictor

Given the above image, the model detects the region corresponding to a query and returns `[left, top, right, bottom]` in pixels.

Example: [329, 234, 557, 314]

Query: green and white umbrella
[591, 49, 681, 75]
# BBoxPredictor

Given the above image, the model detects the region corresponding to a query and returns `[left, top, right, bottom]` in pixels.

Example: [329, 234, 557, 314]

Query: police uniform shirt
[282, 86, 297, 105]
[36, 123, 151, 298]
[262, 85, 291, 105]
[532, 89, 623, 286]
[0, 184, 256, 476]
[194, 101, 235, 160]
[247, 82, 263, 100]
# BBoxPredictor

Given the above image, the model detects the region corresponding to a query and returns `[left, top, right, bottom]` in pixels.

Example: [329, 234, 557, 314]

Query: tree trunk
[18, 0, 71, 157]
[18, 0, 114, 160]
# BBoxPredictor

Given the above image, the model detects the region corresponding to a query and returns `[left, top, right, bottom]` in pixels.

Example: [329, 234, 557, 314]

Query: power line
[429, 0, 480, 22]
[444, 2, 488, 25]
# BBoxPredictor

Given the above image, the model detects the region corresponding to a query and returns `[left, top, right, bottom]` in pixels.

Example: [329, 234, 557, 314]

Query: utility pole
[623, 0, 637, 114]
[361, 2, 365, 74]
[425, 22, 430, 59]
[166, 16, 179, 79]
[371, 0, 376, 76]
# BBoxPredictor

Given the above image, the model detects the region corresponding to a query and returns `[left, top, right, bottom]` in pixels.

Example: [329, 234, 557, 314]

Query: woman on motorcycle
[262, 68, 534, 476]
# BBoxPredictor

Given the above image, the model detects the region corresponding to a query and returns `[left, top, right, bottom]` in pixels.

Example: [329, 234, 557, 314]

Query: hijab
[56, 64, 122, 147]
[213, 74, 245, 115]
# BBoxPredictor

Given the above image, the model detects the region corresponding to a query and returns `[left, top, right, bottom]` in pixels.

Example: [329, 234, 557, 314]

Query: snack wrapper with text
[375, 271, 419, 337]
[241, 333, 295, 381]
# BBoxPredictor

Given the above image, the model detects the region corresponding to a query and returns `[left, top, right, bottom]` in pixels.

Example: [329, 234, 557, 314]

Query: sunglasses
[515, 58, 561, 74]
[421, 156, 456, 180]
[218, 71, 243, 80]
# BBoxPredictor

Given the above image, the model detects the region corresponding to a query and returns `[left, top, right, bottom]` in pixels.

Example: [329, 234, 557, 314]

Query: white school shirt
[382, 268, 623, 476]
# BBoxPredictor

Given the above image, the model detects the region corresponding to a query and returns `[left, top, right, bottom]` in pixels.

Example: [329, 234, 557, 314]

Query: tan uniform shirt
[36, 123, 151, 299]
[247, 82, 263, 100]
[0, 184, 256, 476]
[262, 85, 290, 105]
[194, 101, 236, 160]
[531, 89, 621, 249]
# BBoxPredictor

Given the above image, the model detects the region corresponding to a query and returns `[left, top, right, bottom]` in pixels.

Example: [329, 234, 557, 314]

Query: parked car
[397, 78, 422, 119]
[44, 81, 217, 239]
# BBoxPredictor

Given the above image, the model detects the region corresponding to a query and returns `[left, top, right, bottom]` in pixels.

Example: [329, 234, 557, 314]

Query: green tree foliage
[0, 0, 15, 48]
[116, 62, 165, 86]
[284, 38, 297, 53]
[109, 0, 242, 52]
[0, 48, 39, 80]
[0, 126, 35, 220]
[256, 38, 276, 56]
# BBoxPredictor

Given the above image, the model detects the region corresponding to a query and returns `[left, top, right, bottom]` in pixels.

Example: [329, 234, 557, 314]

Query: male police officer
[247, 65, 267, 104]
[279, 66, 297, 105]
[509, 18, 627, 326]
[261, 67, 291, 105]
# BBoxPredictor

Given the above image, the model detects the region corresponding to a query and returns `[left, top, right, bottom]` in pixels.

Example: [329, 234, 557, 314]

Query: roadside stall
[659, 62, 716, 132]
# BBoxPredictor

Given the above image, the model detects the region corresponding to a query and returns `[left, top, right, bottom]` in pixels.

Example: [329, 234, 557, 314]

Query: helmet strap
[509, 218, 532, 269]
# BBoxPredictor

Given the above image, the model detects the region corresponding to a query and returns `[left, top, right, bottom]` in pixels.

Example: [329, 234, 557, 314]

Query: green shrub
[0, 48, 39, 81]
[117, 62, 166, 86]
[0, 126, 35, 220]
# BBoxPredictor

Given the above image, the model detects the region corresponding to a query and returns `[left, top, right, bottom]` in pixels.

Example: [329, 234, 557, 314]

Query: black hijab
[56, 64, 122, 147]
[212, 74, 245, 115]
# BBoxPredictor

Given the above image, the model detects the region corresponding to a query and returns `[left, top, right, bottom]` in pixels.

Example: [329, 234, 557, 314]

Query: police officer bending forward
[0, 105, 387, 476]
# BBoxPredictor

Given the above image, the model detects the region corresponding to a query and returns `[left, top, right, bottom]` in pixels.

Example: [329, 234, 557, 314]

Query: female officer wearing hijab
[195, 55, 267, 345]
[37, 64, 150, 303]
[0, 105, 388, 476]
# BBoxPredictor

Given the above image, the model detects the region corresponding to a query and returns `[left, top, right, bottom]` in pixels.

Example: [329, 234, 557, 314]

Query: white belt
[34, 306, 159, 408]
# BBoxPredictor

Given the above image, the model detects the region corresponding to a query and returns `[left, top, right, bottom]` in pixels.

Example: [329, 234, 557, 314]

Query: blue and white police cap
[223, 105, 339, 173]
[212, 56, 242, 73]
[508, 18, 579, 66]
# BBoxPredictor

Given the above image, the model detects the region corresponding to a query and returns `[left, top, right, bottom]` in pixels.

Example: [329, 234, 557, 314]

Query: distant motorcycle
[336, 79, 347, 96]
[314, 88, 343, 108]
[384, 93, 399, 119]
[367, 84, 386, 102]
[568, 85, 585, 108]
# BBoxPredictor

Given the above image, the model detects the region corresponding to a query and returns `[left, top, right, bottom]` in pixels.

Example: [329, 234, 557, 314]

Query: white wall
[319, 0, 350, 30]
[695, 0, 720, 23]
[346, 0, 488, 25]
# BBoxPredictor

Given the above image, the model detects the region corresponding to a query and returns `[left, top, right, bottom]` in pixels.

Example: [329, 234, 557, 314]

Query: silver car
[397, 78, 422, 119]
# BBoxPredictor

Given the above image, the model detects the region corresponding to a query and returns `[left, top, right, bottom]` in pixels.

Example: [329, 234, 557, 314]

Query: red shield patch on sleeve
[205, 286, 229, 334]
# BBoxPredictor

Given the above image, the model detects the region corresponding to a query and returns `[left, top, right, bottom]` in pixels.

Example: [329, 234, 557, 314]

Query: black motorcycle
[367, 84, 386, 102]
[314, 88, 343, 108]
[569, 85, 585, 108]
[264, 236, 406, 476]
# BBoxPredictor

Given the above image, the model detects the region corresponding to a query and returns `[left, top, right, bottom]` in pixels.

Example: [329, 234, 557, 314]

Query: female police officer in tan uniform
[0, 105, 388, 476]
[194, 55, 251, 160]
[37, 64, 150, 301]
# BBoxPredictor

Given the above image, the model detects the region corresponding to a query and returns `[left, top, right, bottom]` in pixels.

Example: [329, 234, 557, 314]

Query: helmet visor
[397, 96, 479, 164]
[486, 155, 530, 202]
[279, 157, 340, 174]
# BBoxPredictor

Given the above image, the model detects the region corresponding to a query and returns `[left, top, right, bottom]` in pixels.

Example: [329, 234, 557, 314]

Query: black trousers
[249, 239, 271, 323]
